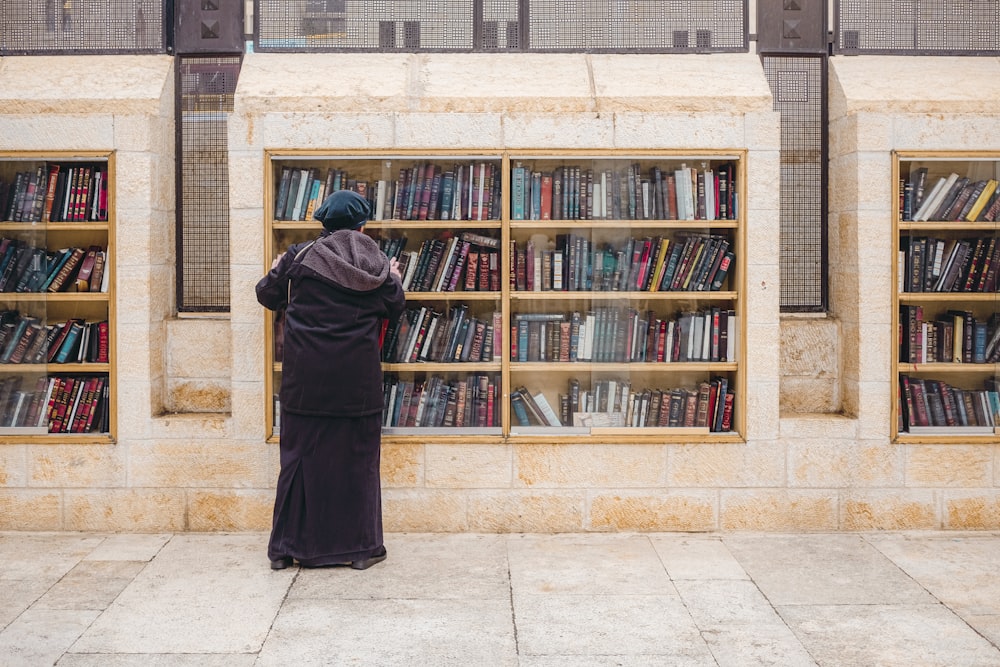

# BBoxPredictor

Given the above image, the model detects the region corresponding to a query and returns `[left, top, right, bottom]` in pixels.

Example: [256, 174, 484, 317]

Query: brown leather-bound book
[73, 245, 100, 292]
[47, 247, 85, 293]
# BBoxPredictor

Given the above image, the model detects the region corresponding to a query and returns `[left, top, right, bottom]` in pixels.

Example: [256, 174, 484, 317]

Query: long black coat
[256, 229, 405, 417]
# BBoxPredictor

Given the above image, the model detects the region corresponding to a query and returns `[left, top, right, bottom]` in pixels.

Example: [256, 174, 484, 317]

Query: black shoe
[270, 556, 294, 570]
[350, 546, 387, 570]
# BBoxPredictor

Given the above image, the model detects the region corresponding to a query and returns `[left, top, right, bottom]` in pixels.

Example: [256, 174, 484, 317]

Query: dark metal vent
[254, 0, 747, 53]
[0, 0, 166, 55]
[177, 56, 240, 312]
[835, 0, 1000, 54]
[764, 54, 827, 312]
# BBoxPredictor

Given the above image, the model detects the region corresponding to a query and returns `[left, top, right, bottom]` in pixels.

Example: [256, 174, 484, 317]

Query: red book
[540, 174, 553, 220]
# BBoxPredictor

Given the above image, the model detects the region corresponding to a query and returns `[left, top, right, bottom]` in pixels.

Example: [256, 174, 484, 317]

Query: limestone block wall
[827, 56, 1000, 529]
[780, 316, 841, 414]
[230, 52, 785, 533]
[0, 55, 193, 530]
[1, 51, 997, 533]
[165, 317, 231, 413]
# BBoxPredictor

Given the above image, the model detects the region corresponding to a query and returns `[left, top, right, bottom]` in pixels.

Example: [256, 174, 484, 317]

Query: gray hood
[298, 229, 390, 293]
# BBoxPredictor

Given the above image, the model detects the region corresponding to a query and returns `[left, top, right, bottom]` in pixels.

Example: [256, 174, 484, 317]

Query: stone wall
[0, 52, 998, 532]
[827, 56, 1000, 529]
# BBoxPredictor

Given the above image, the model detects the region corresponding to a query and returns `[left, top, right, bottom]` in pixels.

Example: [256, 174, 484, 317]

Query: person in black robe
[256, 189, 405, 570]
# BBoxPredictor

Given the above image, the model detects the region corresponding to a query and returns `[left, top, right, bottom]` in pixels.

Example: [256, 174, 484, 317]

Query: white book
[665, 320, 675, 362]
[532, 391, 563, 427]
[100, 250, 111, 293]
[704, 169, 716, 220]
[701, 311, 712, 361]
[583, 312, 596, 361]
[434, 237, 459, 292]
[384, 383, 397, 427]
[915, 174, 958, 221]
[291, 169, 310, 220]
[727, 314, 739, 362]
[402, 250, 419, 290]
[690, 314, 703, 361]
[418, 312, 440, 361]
[477, 162, 486, 220]
[38, 378, 56, 428]
[552, 252, 563, 291]
[402, 306, 427, 363]
[375, 180, 388, 221]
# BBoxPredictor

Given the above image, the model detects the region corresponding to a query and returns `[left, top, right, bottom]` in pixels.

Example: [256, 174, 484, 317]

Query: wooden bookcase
[0, 151, 116, 443]
[264, 149, 746, 444]
[893, 151, 1000, 443]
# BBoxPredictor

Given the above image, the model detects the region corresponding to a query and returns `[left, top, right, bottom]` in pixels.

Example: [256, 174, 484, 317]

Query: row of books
[512, 233, 733, 293]
[383, 306, 501, 364]
[0, 374, 109, 433]
[900, 307, 1000, 364]
[274, 162, 502, 222]
[510, 162, 738, 221]
[382, 373, 500, 428]
[1, 163, 109, 223]
[0, 240, 107, 294]
[391, 231, 500, 292]
[902, 168, 1000, 222]
[511, 307, 737, 364]
[511, 376, 734, 431]
[0, 312, 110, 365]
[899, 375, 999, 430]
[901, 236, 1000, 293]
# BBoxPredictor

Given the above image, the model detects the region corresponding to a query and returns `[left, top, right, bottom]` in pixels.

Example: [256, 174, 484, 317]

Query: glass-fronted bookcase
[263, 149, 745, 444]
[894, 151, 1000, 442]
[0, 151, 115, 442]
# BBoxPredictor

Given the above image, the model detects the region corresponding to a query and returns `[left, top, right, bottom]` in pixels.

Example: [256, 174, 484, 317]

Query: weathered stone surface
[589, 491, 716, 531]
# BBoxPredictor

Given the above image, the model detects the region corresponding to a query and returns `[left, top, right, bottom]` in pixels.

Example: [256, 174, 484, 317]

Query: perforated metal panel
[177, 56, 240, 312]
[254, 0, 747, 52]
[836, 0, 1000, 54]
[0, 0, 167, 54]
[527, 0, 745, 52]
[764, 55, 827, 312]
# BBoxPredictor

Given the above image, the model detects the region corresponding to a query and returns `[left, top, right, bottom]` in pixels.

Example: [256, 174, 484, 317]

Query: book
[46, 247, 86, 293]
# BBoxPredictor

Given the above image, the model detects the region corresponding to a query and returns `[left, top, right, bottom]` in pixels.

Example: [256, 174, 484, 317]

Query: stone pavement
[1, 531, 999, 666]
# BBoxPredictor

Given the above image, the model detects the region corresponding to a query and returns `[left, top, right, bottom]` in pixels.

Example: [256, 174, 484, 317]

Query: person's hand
[271, 252, 285, 270]
[389, 257, 402, 281]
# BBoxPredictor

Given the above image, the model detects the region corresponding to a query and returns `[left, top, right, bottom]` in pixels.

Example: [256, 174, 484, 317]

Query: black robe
[256, 229, 405, 565]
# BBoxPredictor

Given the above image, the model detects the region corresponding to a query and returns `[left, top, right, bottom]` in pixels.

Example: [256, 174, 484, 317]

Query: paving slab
[779, 603, 1000, 667]
[257, 597, 517, 666]
[649, 534, 751, 580]
[724, 533, 935, 606]
[0, 532, 104, 581]
[81, 533, 171, 562]
[69, 534, 289, 655]
[513, 592, 713, 662]
[0, 531, 995, 665]
[288, 533, 509, 601]
[56, 656, 258, 666]
[507, 533, 676, 595]
[34, 560, 146, 610]
[866, 532, 1000, 616]
[0, 607, 100, 667]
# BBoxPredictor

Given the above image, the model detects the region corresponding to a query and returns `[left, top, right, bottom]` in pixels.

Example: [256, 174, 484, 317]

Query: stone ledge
[780, 413, 858, 440]
[0, 55, 173, 114]
[830, 56, 1000, 115]
[236, 52, 773, 115]
[150, 413, 231, 439]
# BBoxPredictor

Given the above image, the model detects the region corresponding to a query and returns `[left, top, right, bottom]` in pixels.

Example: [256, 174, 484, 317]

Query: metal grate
[764, 55, 827, 312]
[835, 0, 1000, 54]
[527, 0, 745, 52]
[177, 56, 240, 312]
[254, 0, 747, 52]
[0, 0, 167, 54]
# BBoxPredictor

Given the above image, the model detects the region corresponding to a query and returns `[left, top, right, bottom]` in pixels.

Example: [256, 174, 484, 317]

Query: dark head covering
[314, 190, 371, 231]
